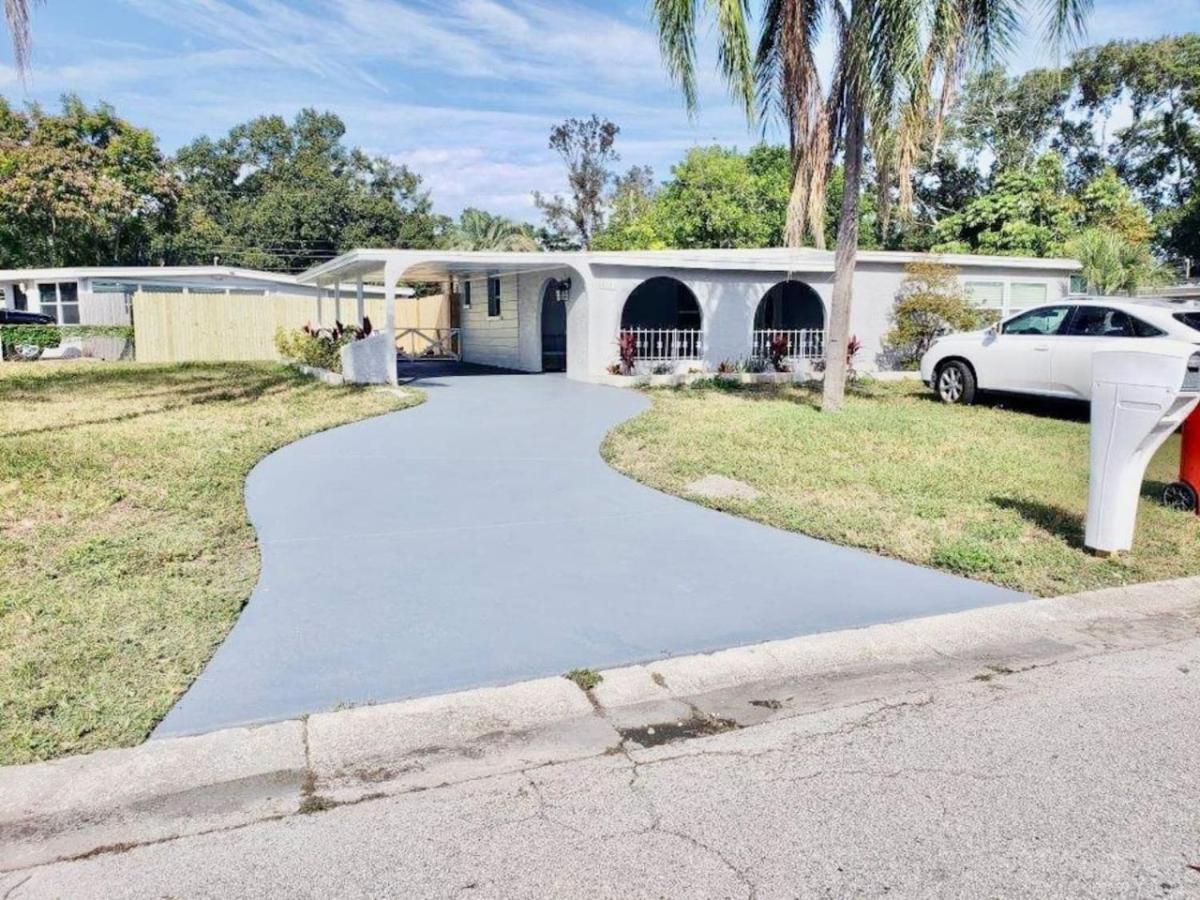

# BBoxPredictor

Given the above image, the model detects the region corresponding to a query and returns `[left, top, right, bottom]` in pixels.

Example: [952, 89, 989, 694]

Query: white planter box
[341, 333, 394, 385]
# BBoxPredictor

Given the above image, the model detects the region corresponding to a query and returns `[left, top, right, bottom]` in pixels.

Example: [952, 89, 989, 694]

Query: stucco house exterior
[300, 247, 1083, 384]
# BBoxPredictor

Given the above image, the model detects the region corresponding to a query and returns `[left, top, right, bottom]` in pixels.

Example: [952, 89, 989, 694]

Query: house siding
[460, 274, 521, 370]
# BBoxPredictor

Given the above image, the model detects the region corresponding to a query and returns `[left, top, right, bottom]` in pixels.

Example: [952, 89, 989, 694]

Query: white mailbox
[1086, 343, 1200, 554]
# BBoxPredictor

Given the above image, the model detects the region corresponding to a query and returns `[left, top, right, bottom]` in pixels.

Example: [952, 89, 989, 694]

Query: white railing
[395, 328, 461, 360]
[752, 329, 825, 361]
[621, 328, 703, 362]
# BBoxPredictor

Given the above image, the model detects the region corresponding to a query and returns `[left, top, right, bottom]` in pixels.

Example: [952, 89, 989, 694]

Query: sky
[2, 0, 1198, 223]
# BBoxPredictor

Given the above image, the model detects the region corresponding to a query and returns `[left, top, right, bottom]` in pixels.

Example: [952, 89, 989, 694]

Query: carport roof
[298, 247, 1081, 286]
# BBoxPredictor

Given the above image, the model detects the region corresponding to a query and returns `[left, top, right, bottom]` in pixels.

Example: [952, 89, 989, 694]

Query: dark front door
[541, 284, 567, 372]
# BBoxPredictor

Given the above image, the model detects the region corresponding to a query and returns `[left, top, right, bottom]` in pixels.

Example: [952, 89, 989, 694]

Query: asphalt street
[11, 635, 1199, 898]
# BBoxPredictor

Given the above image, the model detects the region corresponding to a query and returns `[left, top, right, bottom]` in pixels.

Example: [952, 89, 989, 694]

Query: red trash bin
[1165, 406, 1200, 514]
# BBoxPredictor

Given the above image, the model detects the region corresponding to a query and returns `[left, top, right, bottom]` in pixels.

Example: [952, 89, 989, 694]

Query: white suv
[920, 298, 1200, 404]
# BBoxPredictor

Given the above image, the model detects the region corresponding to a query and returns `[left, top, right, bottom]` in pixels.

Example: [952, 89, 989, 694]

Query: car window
[1175, 312, 1200, 333]
[1002, 306, 1072, 336]
[1064, 306, 1164, 338]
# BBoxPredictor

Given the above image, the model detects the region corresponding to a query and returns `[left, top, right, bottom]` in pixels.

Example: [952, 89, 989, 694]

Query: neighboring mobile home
[299, 248, 1083, 383]
[0, 266, 377, 327]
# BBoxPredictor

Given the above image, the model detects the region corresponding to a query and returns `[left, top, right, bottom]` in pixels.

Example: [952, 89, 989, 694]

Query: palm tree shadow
[990, 496, 1086, 549]
[0, 365, 309, 439]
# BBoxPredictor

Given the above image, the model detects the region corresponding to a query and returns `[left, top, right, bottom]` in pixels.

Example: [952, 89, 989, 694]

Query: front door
[541, 284, 567, 372]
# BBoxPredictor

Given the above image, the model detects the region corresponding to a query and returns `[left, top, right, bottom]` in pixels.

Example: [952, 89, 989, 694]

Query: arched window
[619, 277, 702, 363]
[753, 281, 825, 361]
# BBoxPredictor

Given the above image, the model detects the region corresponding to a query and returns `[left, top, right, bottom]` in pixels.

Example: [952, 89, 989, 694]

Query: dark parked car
[0, 308, 55, 325]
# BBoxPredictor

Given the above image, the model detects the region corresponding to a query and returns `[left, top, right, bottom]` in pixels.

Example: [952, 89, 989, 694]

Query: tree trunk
[784, 164, 810, 248]
[821, 104, 864, 413]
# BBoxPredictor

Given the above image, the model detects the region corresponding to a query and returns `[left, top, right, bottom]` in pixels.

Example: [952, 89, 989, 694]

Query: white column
[356, 278, 365, 326]
[384, 261, 400, 386]
[316, 288, 324, 326]
[334, 283, 342, 324]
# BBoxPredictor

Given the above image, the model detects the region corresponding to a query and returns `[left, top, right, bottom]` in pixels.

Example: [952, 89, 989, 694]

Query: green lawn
[0, 362, 419, 766]
[603, 379, 1198, 598]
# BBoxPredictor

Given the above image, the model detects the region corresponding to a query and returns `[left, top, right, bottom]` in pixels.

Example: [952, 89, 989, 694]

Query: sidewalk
[2, 576, 1198, 880]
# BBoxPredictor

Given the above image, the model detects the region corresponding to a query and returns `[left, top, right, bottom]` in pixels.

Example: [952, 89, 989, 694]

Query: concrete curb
[2, 576, 1198, 872]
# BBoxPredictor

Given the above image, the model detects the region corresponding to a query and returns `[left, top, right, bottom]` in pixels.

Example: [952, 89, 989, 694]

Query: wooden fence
[133, 291, 450, 364]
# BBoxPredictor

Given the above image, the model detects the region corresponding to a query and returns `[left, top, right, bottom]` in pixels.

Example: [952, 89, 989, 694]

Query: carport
[301, 250, 591, 382]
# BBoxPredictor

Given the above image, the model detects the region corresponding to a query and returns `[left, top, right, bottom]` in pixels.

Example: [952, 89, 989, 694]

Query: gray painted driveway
[157, 368, 1026, 737]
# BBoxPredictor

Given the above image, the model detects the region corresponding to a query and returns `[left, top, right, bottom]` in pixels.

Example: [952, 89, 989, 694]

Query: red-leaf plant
[767, 333, 790, 372]
[617, 331, 637, 375]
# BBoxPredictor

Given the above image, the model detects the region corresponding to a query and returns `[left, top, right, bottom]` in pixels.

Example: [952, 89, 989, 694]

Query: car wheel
[935, 361, 976, 405]
[1162, 481, 1198, 513]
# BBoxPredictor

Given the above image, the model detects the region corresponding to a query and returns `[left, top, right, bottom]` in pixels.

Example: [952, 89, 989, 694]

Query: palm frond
[1040, 0, 1092, 48]
[653, 0, 702, 111]
[710, 0, 757, 117]
[5, 0, 41, 78]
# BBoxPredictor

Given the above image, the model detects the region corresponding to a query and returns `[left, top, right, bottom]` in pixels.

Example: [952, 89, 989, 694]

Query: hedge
[0, 324, 135, 350]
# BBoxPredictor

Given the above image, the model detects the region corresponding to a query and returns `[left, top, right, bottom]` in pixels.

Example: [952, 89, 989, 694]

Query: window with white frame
[1069, 274, 1087, 295]
[38, 282, 80, 324]
[487, 277, 501, 317]
[1009, 282, 1049, 310]
[964, 281, 1005, 312]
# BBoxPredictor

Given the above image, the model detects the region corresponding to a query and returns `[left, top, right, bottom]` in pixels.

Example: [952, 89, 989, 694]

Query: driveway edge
[3, 575, 1198, 872]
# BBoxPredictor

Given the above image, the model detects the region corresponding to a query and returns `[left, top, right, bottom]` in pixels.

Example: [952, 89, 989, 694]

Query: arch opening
[754, 281, 825, 331]
[619, 276, 702, 364]
[752, 280, 826, 362]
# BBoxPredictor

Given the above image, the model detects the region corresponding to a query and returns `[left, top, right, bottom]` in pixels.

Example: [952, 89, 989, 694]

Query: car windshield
[1174, 312, 1200, 333]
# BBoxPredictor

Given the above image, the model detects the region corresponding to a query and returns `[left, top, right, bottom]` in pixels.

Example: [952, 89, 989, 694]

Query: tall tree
[652, 0, 1092, 411]
[168, 109, 445, 271]
[533, 115, 620, 249]
[595, 144, 790, 250]
[0, 96, 178, 267]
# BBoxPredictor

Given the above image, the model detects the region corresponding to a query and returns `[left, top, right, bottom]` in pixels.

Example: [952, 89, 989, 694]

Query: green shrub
[275, 320, 372, 374]
[884, 261, 985, 369]
[1, 325, 135, 358]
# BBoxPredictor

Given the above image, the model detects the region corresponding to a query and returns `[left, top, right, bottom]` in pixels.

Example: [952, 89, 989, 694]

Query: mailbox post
[1085, 343, 1200, 555]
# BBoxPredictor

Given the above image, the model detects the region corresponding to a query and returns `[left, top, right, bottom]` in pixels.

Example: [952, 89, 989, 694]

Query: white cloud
[389, 145, 562, 220]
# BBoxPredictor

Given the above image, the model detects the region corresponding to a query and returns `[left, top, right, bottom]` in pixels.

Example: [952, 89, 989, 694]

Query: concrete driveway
[157, 367, 1026, 737]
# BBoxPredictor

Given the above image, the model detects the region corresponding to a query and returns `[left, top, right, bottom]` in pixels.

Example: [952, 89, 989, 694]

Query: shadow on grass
[990, 496, 1086, 548]
[917, 389, 1090, 423]
[0, 363, 322, 438]
[671, 378, 889, 407]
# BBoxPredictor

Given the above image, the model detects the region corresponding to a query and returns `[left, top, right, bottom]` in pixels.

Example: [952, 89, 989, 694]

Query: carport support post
[384, 261, 400, 386]
[356, 278, 364, 328]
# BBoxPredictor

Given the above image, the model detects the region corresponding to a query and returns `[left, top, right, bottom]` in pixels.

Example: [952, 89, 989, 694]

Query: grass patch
[564, 668, 603, 692]
[602, 380, 1198, 598]
[0, 361, 420, 766]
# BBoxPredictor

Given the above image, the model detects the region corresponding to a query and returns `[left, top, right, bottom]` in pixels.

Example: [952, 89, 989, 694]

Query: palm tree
[5, 0, 41, 78]
[446, 208, 540, 252]
[652, 0, 1091, 411]
[1066, 227, 1170, 296]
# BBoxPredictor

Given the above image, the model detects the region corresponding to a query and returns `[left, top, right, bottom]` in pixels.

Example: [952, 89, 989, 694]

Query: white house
[299, 247, 1083, 383]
